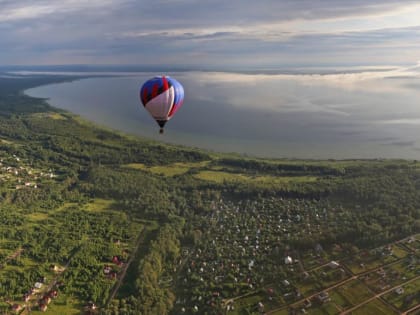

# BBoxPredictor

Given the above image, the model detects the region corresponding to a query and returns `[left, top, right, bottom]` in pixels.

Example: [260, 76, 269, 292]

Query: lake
[25, 68, 420, 159]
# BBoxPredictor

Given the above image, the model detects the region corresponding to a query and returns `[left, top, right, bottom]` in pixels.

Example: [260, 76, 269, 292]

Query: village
[0, 149, 141, 314]
[0, 153, 56, 191]
[5, 255, 125, 314]
[173, 198, 420, 315]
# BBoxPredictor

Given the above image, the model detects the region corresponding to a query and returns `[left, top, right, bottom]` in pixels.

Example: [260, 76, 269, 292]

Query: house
[11, 304, 22, 313]
[86, 301, 97, 310]
[316, 292, 331, 304]
[48, 290, 58, 298]
[377, 268, 386, 277]
[395, 287, 404, 295]
[315, 243, 323, 252]
[34, 282, 43, 289]
[257, 302, 264, 312]
[41, 296, 51, 305]
[108, 271, 117, 279]
[23, 293, 30, 302]
[285, 256, 293, 264]
[112, 255, 123, 266]
[328, 261, 340, 269]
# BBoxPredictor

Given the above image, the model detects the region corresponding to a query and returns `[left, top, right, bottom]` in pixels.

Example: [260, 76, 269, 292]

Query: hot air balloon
[140, 76, 184, 133]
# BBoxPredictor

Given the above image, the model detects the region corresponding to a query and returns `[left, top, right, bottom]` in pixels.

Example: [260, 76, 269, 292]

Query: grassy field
[83, 198, 116, 213]
[352, 298, 397, 315]
[31, 112, 68, 121]
[30, 294, 82, 315]
[193, 170, 318, 185]
[329, 279, 373, 310]
[124, 161, 211, 176]
[27, 212, 50, 222]
[307, 302, 340, 315]
[125, 161, 319, 187]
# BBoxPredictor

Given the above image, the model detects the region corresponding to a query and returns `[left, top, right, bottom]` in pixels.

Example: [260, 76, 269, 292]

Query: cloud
[377, 119, 420, 125]
[385, 140, 416, 147]
[1, 0, 420, 66]
[189, 63, 420, 89]
[115, 4, 420, 43]
[0, 0, 121, 22]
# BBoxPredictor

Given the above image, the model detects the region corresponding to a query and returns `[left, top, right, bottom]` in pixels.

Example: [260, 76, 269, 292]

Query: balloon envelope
[140, 76, 184, 130]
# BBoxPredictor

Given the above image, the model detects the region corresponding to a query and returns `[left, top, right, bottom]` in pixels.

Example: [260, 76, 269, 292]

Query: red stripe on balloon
[162, 76, 169, 91]
[152, 83, 159, 98]
[142, 87, 148, 105]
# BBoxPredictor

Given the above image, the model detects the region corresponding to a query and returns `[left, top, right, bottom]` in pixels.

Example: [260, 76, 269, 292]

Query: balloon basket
[159, 128, 164, 134]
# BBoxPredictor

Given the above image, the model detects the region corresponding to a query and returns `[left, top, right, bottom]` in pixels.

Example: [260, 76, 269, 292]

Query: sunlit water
[25, 68, 420, 159]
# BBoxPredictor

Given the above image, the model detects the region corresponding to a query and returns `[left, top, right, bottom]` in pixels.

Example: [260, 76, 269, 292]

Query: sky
[1, 0, 420, 68]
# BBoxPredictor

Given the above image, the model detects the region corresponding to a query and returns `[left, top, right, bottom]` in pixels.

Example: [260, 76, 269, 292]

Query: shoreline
[20, 73, 420, 161]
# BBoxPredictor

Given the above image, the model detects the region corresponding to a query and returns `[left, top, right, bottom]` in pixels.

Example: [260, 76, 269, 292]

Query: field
[352, 299, 397, 315]
[125, 160, 318, 188]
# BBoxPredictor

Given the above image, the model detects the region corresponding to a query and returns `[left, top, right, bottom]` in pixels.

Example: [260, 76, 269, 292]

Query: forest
[0, 75, 418, 314]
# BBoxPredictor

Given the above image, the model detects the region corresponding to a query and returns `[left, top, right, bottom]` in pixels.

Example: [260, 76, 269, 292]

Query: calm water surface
[26, 70, 420, 159]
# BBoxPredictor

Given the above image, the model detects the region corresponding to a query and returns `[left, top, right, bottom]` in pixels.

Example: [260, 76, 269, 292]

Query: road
[404, 303, 420, 315]
[106, 228, 146, 305]
[0, 247, 23, 269]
